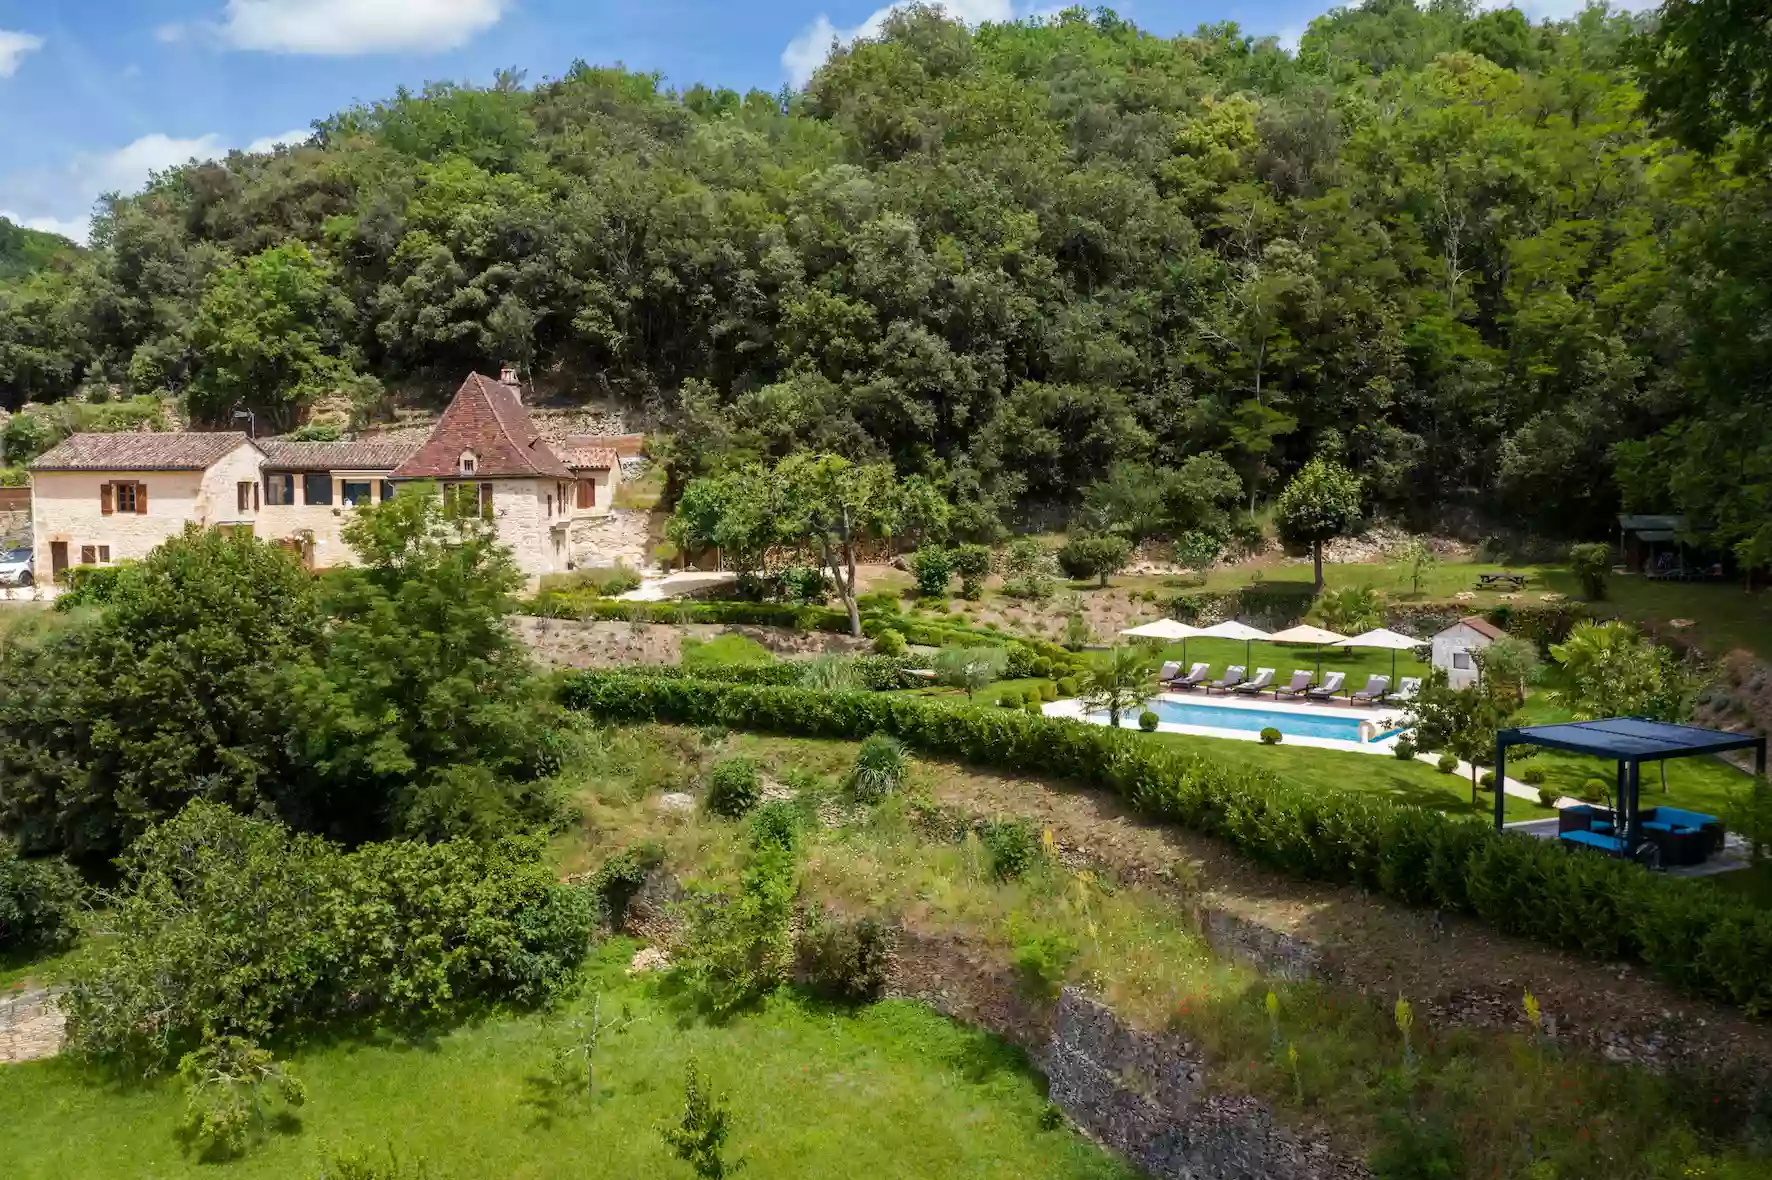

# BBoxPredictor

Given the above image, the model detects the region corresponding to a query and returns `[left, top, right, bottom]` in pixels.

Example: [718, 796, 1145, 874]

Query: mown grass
[0, 939, 1131, 1180]
[555, 725, 1772, 1180]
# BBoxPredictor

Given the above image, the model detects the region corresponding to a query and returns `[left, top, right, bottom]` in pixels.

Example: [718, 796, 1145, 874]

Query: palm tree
[1079, 645, 1155, 728]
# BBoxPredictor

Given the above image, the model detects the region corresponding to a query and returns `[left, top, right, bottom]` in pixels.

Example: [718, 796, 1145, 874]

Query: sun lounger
[1155, 661, 1181, 685]
[1392, 677, 1422, 701]
[1232, 668, 1275, 696]
[1350, 675, 1390, 704]
[1205, 665, 1246, 695]
[1303, 671, 1345, 700]
[1271, 670, 1314, 699]
[1166, 662, 1209, 690]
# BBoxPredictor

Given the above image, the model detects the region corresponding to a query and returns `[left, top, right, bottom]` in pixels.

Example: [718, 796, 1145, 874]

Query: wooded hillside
[0, 1, 1766, 555]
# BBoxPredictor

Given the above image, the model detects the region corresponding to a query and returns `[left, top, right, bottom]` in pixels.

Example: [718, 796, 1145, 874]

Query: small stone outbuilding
[1430, 615, 1504, 688]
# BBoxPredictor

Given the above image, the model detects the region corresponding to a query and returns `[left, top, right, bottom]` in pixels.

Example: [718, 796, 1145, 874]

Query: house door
[49, 541, 68, 582]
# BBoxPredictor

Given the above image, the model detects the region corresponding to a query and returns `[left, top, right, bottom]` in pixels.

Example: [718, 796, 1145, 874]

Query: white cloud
[211, 0, 508, 55]
[0, 29, 44, 78]
[0, 212, 87, 242]
[784, 1, 1050, 88]
[246, 127, 312, 153]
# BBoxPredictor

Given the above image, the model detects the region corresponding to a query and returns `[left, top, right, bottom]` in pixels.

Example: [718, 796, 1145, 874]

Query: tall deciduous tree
[1407, 668, 1516, 805]
[772, 453, 899, 637]
[1274, 456, 1362, 593]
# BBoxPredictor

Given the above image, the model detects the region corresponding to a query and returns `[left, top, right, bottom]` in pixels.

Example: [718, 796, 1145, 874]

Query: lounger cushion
[1641, 820, 1672, 834]
[1561, 830, 1624, 853]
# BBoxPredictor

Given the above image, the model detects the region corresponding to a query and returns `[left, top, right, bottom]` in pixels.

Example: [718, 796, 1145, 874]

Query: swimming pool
[1093, 698, 1372, 742]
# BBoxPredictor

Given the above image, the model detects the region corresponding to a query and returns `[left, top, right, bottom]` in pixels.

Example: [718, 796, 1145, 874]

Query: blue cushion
[1591, 822, 1614, 835]
[1652, 807, 1718, 829]
[1673, 826, 1698, 836]
[1641, 821, 1673, 834]
[1561, 830, 1625, 853]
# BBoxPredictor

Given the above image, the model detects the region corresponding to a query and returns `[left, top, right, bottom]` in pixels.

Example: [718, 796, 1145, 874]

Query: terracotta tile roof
[1453, 616, 1507, 640]
[562, 432, 645, 459]
[30, 431, 256, 472]
[556, 445, 619, 470]
[390, 372, 573, 480]
[259, 439, 420, 471]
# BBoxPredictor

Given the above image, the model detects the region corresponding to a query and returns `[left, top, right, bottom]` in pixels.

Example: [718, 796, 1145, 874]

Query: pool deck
[1045, 692, 1546, 806]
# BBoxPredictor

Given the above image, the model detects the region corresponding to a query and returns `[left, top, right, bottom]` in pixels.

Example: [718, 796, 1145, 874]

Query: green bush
[997, 692, 1019, 708]
[705, 756, 762, 818]
[673, 843, 798, 1016]
[1039, 681, 1058, 702]
[981, 820, 1041, 880]
[1538, 787, 1559, 809]
[797, 908, 894, 1003]
[560, 672, 1772, 1017]
[1056, 676, 1079, 696]
[62, 803, 592, 1074]
[1023, 699, 1042, 714]
[1138, 710, 1159, 732]
[1031, 657, 1053, 678]
[1436, 753, 1458, 774]
[0, 837, 82, 952]
[1011, 923, 1080, 1000]
[872, 627, 907, 657]
[1521, 765, 1547, 786]
[748, 799, 804, 853]
[909, 546, 954, 598]
[951, 544, 993, 600]
[587, 840, 665, 925]
[1023, 686, 1044, 706]
[1581, 778, 1610, 804]
[851, 734, 909, 803]
[1393, 739, 1417, 761]
[580, 563, 644, 596]
[1259, 727, 1282, 745]
[177, 1033, 305, 1159]
[1478, 771, 1496, 790]
[1568, 542, 1612, 602]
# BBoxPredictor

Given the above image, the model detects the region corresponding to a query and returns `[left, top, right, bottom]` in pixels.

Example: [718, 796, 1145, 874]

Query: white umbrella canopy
[1194, 619, 1271, 667]
[1332, 627, 1425, 681]
[1119, 618, 1200, 640]
[1267, 624, 1347, 678]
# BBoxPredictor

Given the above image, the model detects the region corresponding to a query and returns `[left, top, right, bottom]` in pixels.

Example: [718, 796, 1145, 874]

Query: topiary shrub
[1031, 657, 1053, 678]
[705, 756, 762, 818]
[997, 692, 1019, 708]
[1437, 753, 1459, 774]
[797, 908, 895, 1003]
[1024, 699, 1043, 714]
[981, 820, 1041, 880]
[1393, 738, 1417, 761]
[850, 734, 909, 803]
[1479, 771, 1496, 790]
[1056, 676, 1079, 696]
[1260, 727, 1282, 745]
[1024, 686, 1044, 706]
[871, 627, 907, 657]
[1537, 787, 1559, 809]
[1139, 711, 1160, 732]
[1039, 681, 1058, 702]
[1521, 765, 1547, 786]
[1581, 778, 1610, 804]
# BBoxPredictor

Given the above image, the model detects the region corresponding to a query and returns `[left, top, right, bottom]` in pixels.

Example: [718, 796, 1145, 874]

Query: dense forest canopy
[3, 1, 1771, 557]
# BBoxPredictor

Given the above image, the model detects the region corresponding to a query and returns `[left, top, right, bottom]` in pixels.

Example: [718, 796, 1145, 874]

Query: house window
[1452, 650, 1472, 670]
[237, 480, 256, 513]
[266, 473, 295, 505]
[98, 546, 109, 563]
[459, 450, 477, 476]
[303, 473, 333, 506]
[576, 479, 596, 509]
[113, 482, 141, 514]
[443, 482, 495, 520]
[547, 493, 554, 517]
[341, 481, 374, 508]
[380, 480, 395, 501]
[479, 482, 494, 519]
[80, 545, 95, 565]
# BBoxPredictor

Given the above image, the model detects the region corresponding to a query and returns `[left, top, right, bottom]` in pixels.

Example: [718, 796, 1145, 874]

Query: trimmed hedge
[605, 655, 921, 692]
[561, 672, 1772, 1016]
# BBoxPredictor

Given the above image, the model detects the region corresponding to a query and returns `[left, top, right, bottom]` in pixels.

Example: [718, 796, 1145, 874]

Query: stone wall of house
[489, 478, 572, 588]
[1046, 990, 1368, 1180]
[257, 472, 398, 568]
[570, 508, 651, 570]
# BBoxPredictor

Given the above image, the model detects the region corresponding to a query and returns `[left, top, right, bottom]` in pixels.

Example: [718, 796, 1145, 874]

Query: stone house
[1431, 615, 1504, 689]
[29, 431, 265, 582]
[28, 369, 628, 587]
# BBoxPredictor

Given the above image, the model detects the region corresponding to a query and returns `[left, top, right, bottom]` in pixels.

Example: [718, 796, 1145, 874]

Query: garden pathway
[0, 987, 64, 1064]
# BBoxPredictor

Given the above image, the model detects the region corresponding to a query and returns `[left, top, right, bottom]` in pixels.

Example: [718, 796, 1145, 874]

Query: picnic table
[1475, 572, 1528, 591]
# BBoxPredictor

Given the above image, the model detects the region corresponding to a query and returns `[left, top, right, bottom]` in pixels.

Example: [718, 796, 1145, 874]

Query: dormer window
[459, 450, 477, 476]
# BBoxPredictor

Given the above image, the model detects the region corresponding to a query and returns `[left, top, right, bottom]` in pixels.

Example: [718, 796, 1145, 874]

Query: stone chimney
[498, 366, 521, 398]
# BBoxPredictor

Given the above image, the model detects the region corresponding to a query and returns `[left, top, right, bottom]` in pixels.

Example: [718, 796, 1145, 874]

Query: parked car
[0, 547, 33, 586]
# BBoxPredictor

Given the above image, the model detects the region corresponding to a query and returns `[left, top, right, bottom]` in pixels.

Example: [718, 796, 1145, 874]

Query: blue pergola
[1494, 718, 1767, 856]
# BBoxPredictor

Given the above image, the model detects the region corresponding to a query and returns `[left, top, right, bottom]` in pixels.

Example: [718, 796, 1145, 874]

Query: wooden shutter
[100, 482, 113, 515]
[479, 482, 494, 520]
[576, 479, 594, 509]
[135, 482, 148, 514]
[254, 481, 260, 511]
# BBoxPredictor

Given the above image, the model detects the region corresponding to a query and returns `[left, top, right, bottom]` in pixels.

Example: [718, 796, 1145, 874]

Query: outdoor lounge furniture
[1558, 804, 1616, 837]
[1166, 662, 1209, 690]
[1204, 665, 1246, 695]
[1303, 671, 1345, 700]
[1476, 572, 1528, 590]
[1155, 661, 1181, 685]
[1637, 806, 1725, 858]
[1392, 677, 1422, 701]
[1350, 675, 1390, 704]
[1272, 670, 1314, 699]
[1561, 829, 1626, 855]
[1232, 668, 1276, 696]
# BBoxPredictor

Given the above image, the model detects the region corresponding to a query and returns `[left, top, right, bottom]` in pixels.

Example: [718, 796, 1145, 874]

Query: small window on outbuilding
[303, 473, 333, 506]
[341, 481, 373, 508]
[1453, 650, 1472, 670]
[266, 473, 295, 505]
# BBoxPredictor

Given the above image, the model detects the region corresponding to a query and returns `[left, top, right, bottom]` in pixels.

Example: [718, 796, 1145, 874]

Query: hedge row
[560, 672, 1772, 1016]
[609, 654, 924, 691]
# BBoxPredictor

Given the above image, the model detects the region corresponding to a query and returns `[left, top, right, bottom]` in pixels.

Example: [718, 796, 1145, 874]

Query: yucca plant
[850, 734, 909, 803]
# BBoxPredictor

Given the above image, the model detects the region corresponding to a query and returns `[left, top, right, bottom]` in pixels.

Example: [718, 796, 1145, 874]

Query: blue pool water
[1095, 699, 1370, 742]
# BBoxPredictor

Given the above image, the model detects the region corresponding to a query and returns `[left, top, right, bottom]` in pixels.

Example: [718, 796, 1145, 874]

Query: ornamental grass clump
[850, 734, 909, 803]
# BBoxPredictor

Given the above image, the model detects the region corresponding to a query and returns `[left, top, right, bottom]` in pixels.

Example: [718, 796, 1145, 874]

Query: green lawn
[0, 942, 1130, 1180]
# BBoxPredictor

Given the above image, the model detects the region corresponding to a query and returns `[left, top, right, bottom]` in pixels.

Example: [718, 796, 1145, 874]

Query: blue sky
[0, 0, 1600, 243]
